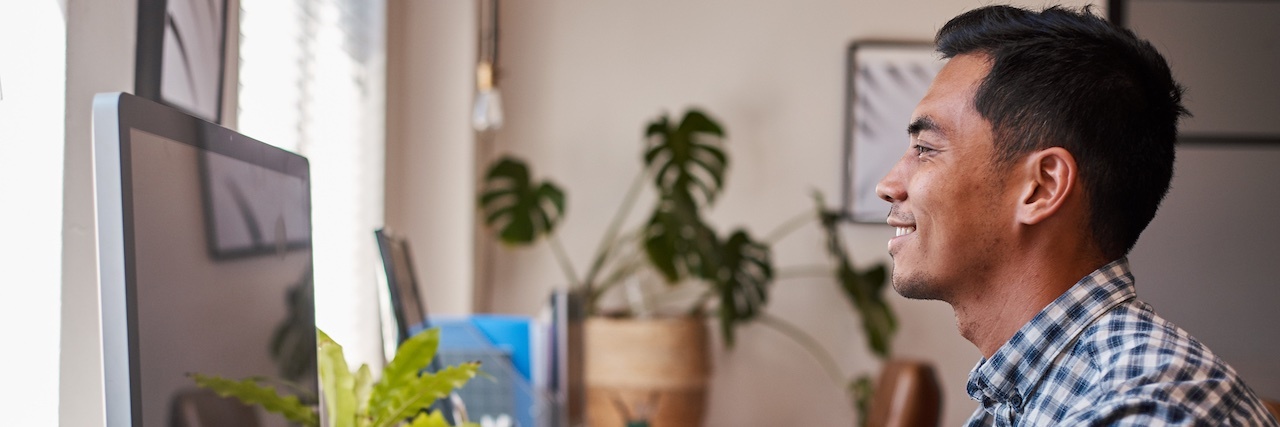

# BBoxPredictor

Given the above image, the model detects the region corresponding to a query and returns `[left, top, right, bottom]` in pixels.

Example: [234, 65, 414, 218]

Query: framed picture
[136, 0, 229, 123]
[1110, 0, 1280, 143]
[841, 41, 945, 223]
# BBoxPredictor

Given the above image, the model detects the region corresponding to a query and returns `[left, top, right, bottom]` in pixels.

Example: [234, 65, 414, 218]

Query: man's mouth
[895, 226, 916, 237]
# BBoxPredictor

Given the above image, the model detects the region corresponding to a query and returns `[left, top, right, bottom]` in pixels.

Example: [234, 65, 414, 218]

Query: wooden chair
[1263, 399, 1280, 422]
[864, 359, 943, 427]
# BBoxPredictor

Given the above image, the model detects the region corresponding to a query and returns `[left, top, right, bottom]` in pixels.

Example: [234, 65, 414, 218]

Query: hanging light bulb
[473, 60, 503, 131]
[472, 0, 502, 132]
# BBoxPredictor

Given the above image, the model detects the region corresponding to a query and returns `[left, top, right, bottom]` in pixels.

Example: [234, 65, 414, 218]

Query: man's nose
[876, 156, 908, 203]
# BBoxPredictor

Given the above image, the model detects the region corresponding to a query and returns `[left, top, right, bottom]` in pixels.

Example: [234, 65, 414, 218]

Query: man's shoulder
[1072, 298, 1222, 381]
[1053, 298, 1277, 425]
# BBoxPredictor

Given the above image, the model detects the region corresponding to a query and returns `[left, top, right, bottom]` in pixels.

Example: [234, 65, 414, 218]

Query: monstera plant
[478, 108, 896, 354]
[480, 108, 899, 424]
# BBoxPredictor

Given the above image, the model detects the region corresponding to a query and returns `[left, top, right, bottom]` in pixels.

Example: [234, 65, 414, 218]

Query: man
[875, 5, 1278, 426]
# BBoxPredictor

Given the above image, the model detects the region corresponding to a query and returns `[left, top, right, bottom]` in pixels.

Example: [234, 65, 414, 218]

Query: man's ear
[1016, 147, 1077, 225]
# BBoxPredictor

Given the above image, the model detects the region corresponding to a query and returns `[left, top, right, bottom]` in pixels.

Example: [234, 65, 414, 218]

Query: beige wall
[451, 1, 1095, 426]
[385, 0, 478, 315]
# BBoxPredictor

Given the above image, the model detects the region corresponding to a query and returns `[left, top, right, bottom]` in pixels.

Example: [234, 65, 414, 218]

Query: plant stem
[756, 311, 847, 393]
[763, 209, 818, 244]
[582, 168, 651, 298]
[687, 289, 715, 316]
[590, 250, 646, 303]
[547, 234, 581, 288]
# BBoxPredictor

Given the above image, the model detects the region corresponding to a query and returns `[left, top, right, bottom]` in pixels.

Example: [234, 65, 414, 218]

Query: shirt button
[1010, 393, 1023, 410]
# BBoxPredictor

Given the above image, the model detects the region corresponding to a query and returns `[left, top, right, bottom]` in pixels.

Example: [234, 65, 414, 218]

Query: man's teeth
[895, 226, 916, 237]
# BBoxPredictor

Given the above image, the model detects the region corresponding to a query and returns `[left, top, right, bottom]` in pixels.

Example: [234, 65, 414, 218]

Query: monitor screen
[94, 92, 317, 427]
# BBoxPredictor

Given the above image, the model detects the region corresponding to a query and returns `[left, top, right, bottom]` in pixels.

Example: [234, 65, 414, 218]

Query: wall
[384, 0, 478, 316]
[1122, 0, 1280, 402]
[475, 1, 1091, 426]
[1129, 145, 1280, 402]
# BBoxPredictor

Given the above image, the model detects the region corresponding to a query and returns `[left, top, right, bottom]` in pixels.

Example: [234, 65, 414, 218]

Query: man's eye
[913, 145, 935, 156]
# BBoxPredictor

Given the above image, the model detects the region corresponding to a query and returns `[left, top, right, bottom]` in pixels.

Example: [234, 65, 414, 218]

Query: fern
[192, 327, 477, 427]
[318, 329, 358, 427]
[367, 362, 481, 427]
[406, 410, 480, 427]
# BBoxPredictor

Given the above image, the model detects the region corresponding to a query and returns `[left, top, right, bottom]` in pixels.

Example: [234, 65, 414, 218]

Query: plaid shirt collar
[966, 258, 1137, 412]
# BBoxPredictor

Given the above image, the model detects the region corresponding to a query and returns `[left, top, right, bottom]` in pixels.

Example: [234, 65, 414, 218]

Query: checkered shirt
[964, 258, 1278, 426]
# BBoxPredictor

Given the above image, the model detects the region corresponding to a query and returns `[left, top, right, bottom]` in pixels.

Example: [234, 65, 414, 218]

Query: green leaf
[837, 262, 897, 357]
[713, 230, 773, 347]
[190, 374, 319, 427]
[478, 157, 566, 245]
[850, 374, 875, 427]
[354, 363, 374, 418]
[643, 192, 719, 283]
[643, 109, 728, 206]
[813, 193, 897, 358]
[406, 410, 452, 427]
[367, 328, 480, 427]
[318, 329, 357, 427]
[405, 411, 482, 427]
[368, 362, 481, 427]
[368, 328, 441, 421]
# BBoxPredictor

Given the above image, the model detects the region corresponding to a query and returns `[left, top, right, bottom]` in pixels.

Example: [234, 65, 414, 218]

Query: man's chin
[892, 273, 945, 301]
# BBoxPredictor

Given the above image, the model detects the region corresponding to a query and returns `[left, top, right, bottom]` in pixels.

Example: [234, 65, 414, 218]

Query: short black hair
[936, 5, 1188, 259]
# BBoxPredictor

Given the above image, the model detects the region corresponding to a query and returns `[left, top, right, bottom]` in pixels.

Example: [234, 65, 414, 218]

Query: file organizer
[428, 316, 554, 427]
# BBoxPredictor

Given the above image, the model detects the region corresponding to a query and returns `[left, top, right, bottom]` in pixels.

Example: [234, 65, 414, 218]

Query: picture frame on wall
[841, 41, 945, 223]
[136, 0, 229, 124]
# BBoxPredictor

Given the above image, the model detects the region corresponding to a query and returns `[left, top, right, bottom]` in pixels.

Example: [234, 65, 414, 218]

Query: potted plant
[478, 108, 895, 426]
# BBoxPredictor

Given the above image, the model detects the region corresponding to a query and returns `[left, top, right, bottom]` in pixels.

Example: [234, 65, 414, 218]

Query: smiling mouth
[895, 226, 916, 237]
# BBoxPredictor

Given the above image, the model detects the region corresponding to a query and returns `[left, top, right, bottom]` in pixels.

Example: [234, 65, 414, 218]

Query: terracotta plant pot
[585, 316, 711, 427]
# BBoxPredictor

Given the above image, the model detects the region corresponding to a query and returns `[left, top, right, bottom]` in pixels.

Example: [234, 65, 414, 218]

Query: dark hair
[936, 5, 1188, 259]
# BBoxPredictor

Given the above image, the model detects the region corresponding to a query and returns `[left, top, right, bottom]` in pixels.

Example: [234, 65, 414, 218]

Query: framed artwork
[1110, 0, 1280, 143]
[136, 0, 229, 123]
[841, 41, 945, 223]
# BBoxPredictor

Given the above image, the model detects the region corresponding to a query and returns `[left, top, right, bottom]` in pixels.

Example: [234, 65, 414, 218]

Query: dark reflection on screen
[128, 129, 316, 427]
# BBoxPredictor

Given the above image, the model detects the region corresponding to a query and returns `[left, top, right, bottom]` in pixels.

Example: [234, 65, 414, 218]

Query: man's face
[875, 54, 1017, 301]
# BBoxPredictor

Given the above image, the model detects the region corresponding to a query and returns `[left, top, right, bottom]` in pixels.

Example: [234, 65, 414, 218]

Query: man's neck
[950, 249, 1108, 358]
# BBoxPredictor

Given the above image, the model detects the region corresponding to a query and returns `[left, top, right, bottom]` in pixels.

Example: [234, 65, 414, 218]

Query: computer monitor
[373, 228, 460, 424]
[93, 92, 317, 427]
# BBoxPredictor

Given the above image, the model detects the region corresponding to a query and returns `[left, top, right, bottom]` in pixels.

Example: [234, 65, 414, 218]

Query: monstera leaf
[643, 109, 727, 205]
[479, 157, 566, 245]
[816, 194, 897, 358]
[712, 230, 774, 347]
[643, 192, 720, 283]
[641, 109, 728, 284]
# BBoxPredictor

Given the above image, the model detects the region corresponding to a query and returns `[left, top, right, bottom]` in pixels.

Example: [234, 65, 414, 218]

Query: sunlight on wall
[0, 1, 66, 424]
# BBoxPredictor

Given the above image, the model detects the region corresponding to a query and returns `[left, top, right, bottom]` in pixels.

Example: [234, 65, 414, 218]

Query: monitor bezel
[93, 92, 313, 426]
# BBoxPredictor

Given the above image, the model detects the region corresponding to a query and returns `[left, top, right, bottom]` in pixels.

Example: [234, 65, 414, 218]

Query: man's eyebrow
[907, 116, 940, 136]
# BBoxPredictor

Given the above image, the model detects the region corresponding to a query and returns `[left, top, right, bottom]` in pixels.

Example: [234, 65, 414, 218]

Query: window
[238, 0, 387, 369]
[0, 1, 66, 424]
